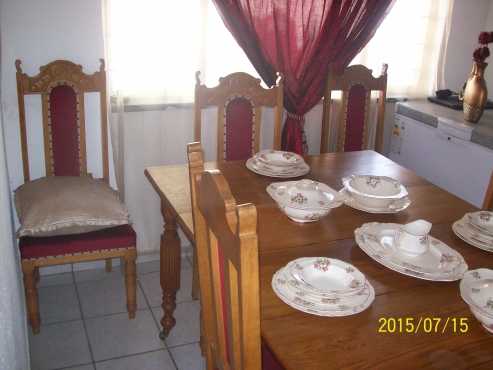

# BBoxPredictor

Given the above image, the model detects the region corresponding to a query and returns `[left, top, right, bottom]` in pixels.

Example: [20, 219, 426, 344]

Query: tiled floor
[29, 257, 205, 370]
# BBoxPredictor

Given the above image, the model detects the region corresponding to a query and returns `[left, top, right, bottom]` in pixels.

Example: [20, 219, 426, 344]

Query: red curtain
[212, 0, 394, 154]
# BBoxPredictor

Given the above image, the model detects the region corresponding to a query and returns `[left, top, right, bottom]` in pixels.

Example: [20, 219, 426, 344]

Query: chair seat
[19, 224, 136, 259]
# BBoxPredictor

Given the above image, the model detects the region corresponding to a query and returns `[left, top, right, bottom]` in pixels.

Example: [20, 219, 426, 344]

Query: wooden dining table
[145, 150, 493, 369]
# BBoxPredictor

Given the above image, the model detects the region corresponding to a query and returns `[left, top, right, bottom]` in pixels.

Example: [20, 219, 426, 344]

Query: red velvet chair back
[15, 59, 109, 183]
[194, 71, 283, 162]
[321, 64, 388, 153]
[224, 96, 255, 160]
[49, 85, 81, 176]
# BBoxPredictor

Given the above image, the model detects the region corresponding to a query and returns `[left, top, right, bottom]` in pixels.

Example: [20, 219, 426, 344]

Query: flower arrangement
[474, 32, 493, 63]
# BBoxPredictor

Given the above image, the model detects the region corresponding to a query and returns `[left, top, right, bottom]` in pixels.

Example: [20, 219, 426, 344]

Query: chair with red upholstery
[194, 71, 283, 162]
[15, 59, 137, 334]
[320, 64, 388, 153]
[189, 71, 284, 300]
[188, 143, 284, 370]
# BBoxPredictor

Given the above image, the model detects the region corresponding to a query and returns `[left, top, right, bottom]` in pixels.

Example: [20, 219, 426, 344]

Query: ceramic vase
[463, 61, 488, 123]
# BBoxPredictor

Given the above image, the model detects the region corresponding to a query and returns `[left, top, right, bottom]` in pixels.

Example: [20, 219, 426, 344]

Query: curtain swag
[212, 0, 395, 154]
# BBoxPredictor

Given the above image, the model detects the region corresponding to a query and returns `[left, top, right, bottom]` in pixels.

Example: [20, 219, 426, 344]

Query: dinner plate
[355, 222, 467, 281]
[246, 158, 310, 178]
[285, 257, 366, 296]
[468, 211, 493, 235]
[256, 150, 304, 167]
[340, 189, 411, 214]
[272, 269, 375, 317]
[453, 218, 493, 252]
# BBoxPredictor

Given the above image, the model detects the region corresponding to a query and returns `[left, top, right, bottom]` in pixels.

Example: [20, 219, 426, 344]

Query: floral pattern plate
[272, 268, 375, 317]
[246, 157, 310, 178]
[453, 217, 493, 252]
[256, 149, 304, 167]
[339, 189, 411, 214]
[468, 211, 493, 235]
[284, 257, 366, 296]
[354, 222, 468, 281]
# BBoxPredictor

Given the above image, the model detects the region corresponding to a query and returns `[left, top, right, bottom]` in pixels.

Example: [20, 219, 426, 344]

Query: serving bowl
[267, 180, 343, 223]
[460, 268, 493, 333]
[342, 175, 408, 208]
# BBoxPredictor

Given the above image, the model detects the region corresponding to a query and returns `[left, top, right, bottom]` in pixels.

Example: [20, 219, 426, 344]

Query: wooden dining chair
[321, 64, 388, 154]
[194, 71, 283, 162]
[16, 59, 137, 334]
[483, 171, 493, 210]
[188, 142, 283, 370]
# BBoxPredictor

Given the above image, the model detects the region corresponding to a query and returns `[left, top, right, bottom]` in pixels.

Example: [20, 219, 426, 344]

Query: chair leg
[105, 258, 113, 272]
[191, 249, 200, 300]
[124, 255, 137, 319]
[23, 263, 41, 334]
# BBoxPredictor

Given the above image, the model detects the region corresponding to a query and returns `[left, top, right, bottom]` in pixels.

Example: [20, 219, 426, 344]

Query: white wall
[484, 1, 493, 91]
[1, 0, 106, 194]
[0, 16, 30, 369]
[443, 0, 492, 92]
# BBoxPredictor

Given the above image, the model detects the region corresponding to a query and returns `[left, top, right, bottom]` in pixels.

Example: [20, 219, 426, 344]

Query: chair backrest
[16, 59, 109, 183]
[321, 64, 388, 153]
[194, 71, 283, 162]
[188, 142, 261, 370]
[483, 171, 493, 210]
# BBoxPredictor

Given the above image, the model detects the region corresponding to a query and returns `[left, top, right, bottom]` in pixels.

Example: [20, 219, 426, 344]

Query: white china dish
[285, 257, 366, 296]
[272, 268, 374, 317]
[267, 180, 343, 222]
[452, 217, 493, 252]
[340, 188, 411, 214]
[397, 220, 432, 256]
[468, 211, 493, 235]
[354, 222, 467, 281]
[256, 149, 304, 167]
[460, 269, 493, 333]
[246, 157, 310, 178]
[342, 175, 408, 208]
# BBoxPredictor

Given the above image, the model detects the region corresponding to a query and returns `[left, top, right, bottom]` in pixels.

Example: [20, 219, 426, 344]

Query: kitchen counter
[396, 100, 493, 150]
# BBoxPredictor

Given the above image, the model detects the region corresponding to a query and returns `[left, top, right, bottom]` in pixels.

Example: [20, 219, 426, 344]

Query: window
[106, 0, 450, 104]
[352, 0, 450, 98]
[105, 0, 256, 105]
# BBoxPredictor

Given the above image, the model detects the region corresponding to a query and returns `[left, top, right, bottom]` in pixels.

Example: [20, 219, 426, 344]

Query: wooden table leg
[159, 200, 181, 340]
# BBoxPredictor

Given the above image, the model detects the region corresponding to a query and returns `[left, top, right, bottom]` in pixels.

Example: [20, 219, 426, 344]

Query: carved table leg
[159, 200, 181, 340]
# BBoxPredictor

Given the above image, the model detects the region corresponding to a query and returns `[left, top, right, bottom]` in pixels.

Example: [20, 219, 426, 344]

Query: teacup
[397, 220, 432, 256]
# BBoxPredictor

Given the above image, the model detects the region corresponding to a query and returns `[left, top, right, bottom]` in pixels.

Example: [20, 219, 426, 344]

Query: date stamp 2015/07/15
[377, 317, 469, 334]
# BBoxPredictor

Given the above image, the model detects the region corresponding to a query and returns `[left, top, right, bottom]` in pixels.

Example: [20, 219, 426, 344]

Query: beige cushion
[15, 176, 130, 237]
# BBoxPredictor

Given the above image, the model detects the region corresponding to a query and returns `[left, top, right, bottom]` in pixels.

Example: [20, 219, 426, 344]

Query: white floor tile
[39, 284, 81, 324]
[137, 260, 160, 275]
[74, 267, 123, 283]
[77, 276, 146, 318]
[152, 300, 200, 347]
[85, 310, 163, 361]
[140, 265, 193, 308]
[170, 343, 205, 370]
[29, 320, 91, 370]
[95, 350, 176, 370]
[38, 272, 74, 287]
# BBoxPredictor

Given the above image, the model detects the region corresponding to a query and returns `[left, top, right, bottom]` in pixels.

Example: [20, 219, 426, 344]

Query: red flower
[473, 46, 490, 62]
[479, 32, 493, 45]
